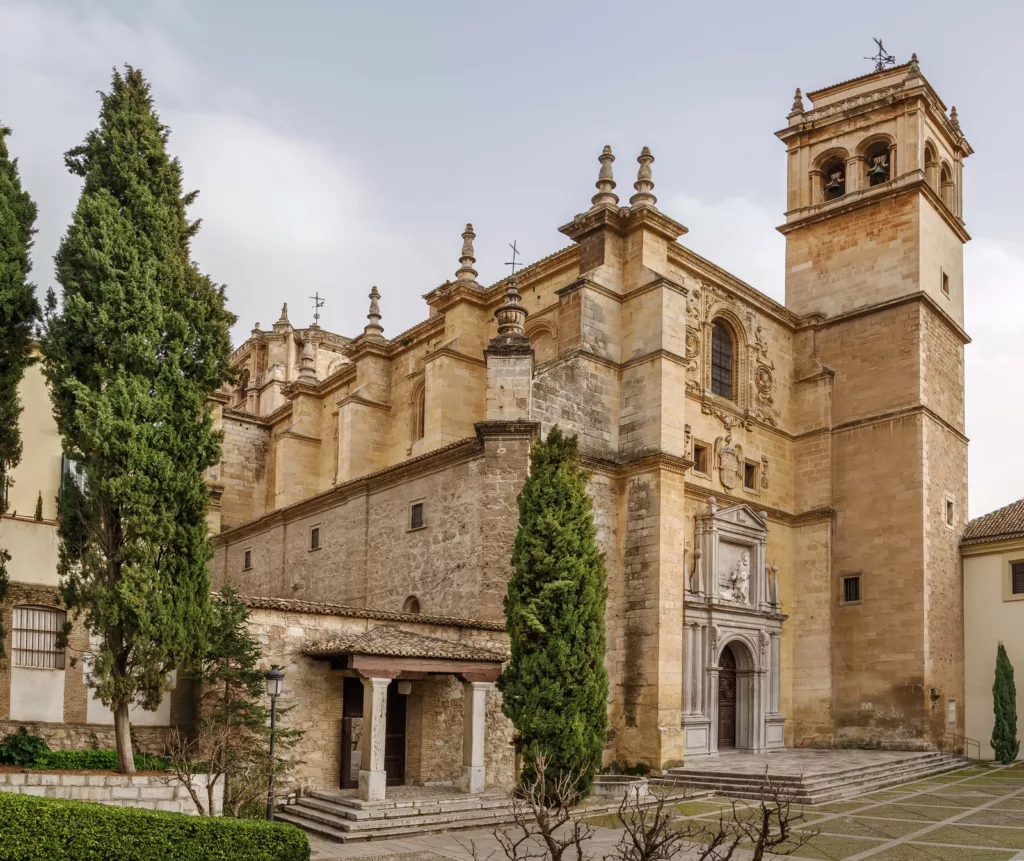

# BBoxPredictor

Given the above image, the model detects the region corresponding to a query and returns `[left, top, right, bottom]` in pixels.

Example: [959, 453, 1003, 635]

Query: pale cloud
[0, 0, 439, 343]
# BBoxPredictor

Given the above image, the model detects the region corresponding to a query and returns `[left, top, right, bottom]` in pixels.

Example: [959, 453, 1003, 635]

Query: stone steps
[664, 752, 970, 804]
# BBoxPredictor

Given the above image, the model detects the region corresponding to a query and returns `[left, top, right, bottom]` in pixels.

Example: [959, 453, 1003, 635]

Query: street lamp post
[264, 665, 285, 821]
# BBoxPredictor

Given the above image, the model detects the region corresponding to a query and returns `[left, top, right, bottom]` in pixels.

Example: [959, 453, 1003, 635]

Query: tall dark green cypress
[499, 426, 608, 798]
[42, 67, 235, 773]
[992, 642, 1019, 764]
[0, 121, 41, 658]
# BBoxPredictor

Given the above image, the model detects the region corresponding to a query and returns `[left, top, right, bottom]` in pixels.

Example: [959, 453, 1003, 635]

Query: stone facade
[211, 57, 973, 784]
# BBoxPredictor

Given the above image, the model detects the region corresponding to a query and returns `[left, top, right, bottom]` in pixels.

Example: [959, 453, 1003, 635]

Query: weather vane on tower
[865, 38, 896, 73]
[309, 292, 325, 325]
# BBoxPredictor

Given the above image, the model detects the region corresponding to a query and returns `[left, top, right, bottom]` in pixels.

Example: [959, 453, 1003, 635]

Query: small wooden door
[384, 683, 406, 784]
[718, 645, 737, 749]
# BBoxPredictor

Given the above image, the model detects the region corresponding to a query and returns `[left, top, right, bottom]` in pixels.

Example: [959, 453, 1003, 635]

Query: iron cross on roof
[505, 240, 523, 277]
[865, 38, 896, 73]
[309, 292, 325, 325]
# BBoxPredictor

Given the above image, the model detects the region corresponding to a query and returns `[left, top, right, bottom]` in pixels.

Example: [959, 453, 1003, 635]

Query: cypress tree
[0, 121, 40, 658]
[42, 67, 235, 773]
[992, 642, 1019, 764]
[499, 426, 608, 798]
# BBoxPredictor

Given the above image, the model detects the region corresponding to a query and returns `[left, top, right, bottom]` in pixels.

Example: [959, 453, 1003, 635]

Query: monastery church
[0, 55, 974, 801]
[204, 54, 971, 795]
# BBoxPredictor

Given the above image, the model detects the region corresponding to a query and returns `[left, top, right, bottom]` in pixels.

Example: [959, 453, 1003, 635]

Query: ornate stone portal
[683, 498, 786, 757]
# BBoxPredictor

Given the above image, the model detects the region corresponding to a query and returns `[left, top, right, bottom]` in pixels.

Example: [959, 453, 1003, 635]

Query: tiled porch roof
[962, 497, 1024, 545]
[302, 626, 506, 662]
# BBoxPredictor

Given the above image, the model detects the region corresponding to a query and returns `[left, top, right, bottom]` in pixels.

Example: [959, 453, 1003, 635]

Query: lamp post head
[264, 664, 285, 698]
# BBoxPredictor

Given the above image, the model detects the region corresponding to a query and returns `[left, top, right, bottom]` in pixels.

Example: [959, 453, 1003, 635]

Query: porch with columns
[302, 626, 505, 801]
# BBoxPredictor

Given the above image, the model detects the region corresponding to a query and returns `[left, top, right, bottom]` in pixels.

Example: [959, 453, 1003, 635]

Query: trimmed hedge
[34, 749, 171, 771]
[0, 793, 310, 861]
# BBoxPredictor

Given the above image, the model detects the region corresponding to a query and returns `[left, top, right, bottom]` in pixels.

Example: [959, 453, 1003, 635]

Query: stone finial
[455, 223, 479, 283]
[790, 88, 805, 114]
[908, 53, 920, 75]
[251, 323, 261, 337]
[298, 333, 317, 383]
[278, 303, 289, 323]
[494, 277, 527, 337]
[629, 146, 657, 208]
[949, 105, 962, 135]
[364, 285, 384, 338]
[590, 145, 619, 209]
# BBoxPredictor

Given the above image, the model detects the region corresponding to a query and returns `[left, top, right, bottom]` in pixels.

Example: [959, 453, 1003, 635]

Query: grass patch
[857, 804, 957, 822]
[920, 824, 1024, 850]
[995, 797, 1024, 811]
[903, 793, 973, 807]
[961, 809, 1024, 826]
[671, 800, 731, 817]
[816, 801, 876, 813]
[869, 845, 1017, 860]
[744, 833, 884, 860]
[806, 816, 922, 839]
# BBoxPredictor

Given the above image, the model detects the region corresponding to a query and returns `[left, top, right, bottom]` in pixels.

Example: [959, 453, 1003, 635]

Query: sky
[1, 0, 1022, 518]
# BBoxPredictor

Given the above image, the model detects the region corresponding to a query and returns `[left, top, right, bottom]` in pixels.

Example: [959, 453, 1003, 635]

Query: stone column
[683, 625, 694, 716]
[460, 681, 492, 793]
[707, 666, 720, 754]
[695, 626, 705, 715]
[770, 633, 781, 714]
[358, 677, 391, 801]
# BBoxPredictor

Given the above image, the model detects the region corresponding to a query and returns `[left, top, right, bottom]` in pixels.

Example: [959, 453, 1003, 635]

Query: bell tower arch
[777, 57, 972, 746]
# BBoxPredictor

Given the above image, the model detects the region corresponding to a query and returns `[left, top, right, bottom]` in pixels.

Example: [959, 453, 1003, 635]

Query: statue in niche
[721, 550, 751, 603]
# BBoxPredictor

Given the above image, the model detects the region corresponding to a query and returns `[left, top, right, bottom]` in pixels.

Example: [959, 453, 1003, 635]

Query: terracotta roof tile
[238, 594, 505, 632]
[962, 498, 1024, 544]
[303, 626, 506, 662]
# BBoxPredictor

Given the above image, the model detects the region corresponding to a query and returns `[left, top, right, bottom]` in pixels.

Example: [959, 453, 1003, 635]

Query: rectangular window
[243, 548, 252, 570]
[842, 575, 861, 604]
[945, 498, 955, 528]
[947, 699, 957, 724]
[941, 270, 950, 296]
[744, 461, 757, 491]
[693, 444, 709, 476]
[12, 606, 66, 669]
[309, 525, 321, 551]
[1013, 562, 1024, 596]
[410, 502, 425, 531]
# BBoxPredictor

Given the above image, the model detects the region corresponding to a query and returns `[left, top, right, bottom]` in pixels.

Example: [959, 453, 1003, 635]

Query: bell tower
[777, 56, 973, 744]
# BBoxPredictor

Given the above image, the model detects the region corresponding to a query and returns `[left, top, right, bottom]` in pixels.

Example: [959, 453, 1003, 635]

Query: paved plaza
[307, 761, 1024, 860]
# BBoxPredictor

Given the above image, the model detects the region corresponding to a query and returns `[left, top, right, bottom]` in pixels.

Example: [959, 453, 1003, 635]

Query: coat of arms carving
[714, 433, 743, 490]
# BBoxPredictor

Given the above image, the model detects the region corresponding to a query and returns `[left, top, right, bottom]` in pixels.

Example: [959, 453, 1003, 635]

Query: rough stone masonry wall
[0, 772, 222, 815]
[217, 412, 270, 530]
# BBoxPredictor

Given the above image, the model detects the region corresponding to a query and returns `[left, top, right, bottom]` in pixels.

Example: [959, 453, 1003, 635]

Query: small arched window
[940, 163, 954, 210]
[710, 321, 734, 401]
[403, 595, 421, 614]
[863, 141, 891, 187]
[924, 143, 939, 192]
[821, 157, 846, 200]
[238, 368, 250, 403]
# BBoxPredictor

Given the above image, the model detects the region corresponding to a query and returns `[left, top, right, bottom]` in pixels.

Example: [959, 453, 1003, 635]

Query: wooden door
[718, 645, 737, 749]
[384, 683, 406, 785]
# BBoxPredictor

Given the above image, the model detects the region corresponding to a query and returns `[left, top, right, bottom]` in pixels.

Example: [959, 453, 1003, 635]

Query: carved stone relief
[714, 433, 744, 490]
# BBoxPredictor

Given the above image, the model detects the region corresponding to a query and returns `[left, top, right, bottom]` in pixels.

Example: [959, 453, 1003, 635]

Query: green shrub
[0, 793, 310, 860]
[0, 726, 49, 765]
[34, 749, 171, 771]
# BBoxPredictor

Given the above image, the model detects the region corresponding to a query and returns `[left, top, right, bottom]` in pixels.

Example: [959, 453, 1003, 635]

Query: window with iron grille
[842, 575, 861, 604]
[12, 606, 66, 669]
[410, 502, 425, 530]
[310, 525, 321, 551]
[1012, 562, 1024, 596]
[243, 548, 252, 570]
[710, 321, 734, 401]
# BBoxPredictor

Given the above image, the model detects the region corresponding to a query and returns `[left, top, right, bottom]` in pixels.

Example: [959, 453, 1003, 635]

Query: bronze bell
[825, 170, 845, 197]
[867, 156, 889, 185]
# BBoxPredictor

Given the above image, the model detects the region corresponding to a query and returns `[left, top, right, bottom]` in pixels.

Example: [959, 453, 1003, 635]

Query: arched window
[821, 157, 846, 200]
[924, 143, 939, 192]
[12, 605, 66, 669]
[402, 595, 421, 614]
[863, 141, 891, 187]
[940, 163, 954, 210]
[711, 321, 734, 401]
[238, 368, 250, 404]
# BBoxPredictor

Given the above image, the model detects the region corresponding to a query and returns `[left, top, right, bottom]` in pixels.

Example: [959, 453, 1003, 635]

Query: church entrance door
[718, 645, 737, 749]
[384, 682, 406, 785]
